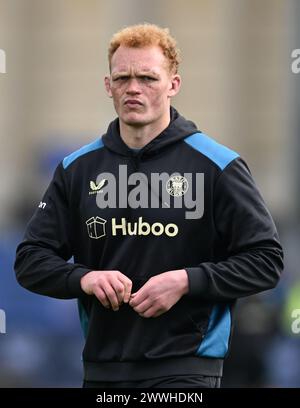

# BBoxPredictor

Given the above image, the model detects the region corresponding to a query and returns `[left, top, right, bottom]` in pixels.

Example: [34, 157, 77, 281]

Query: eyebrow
[111, 70, 160, 79]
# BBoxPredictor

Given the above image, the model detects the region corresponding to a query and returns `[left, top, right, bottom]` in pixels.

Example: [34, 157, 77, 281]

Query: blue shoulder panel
[184, 132, 239, 170]
[63, 138, 104, 169]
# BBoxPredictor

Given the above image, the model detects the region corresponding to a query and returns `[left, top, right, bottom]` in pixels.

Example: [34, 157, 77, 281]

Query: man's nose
[126, 78, 141, 94]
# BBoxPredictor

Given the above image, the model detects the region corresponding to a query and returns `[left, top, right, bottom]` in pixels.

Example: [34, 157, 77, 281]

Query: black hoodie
[15, 107, 283, 381]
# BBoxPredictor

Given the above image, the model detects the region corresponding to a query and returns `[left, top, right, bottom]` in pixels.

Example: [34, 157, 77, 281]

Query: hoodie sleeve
[14, 163, 92, 299]
[185, 157, 284, 301]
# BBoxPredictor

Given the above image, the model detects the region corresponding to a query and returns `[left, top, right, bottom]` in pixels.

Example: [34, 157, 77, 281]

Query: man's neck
[119, 113, 171, 149]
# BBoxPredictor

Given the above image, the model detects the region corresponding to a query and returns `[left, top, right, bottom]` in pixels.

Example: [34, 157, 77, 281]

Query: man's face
[105, 45, 181, 128]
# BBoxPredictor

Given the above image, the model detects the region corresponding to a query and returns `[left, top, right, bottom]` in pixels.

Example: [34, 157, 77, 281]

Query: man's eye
[114, 76, 129, 81]
[140, 76, 156, 81]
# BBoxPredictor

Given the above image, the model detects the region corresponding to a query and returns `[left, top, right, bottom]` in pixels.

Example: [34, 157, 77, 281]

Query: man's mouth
[124, 99, 143, 107]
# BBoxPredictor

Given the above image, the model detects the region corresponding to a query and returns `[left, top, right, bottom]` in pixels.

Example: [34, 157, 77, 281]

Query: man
[15, 23, 283, 388]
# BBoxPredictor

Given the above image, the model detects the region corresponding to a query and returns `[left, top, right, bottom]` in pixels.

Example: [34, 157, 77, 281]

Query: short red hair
[108, 23, 181, 73]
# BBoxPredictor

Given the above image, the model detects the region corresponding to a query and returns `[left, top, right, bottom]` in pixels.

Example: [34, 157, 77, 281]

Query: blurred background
[0, 0, 300, 387]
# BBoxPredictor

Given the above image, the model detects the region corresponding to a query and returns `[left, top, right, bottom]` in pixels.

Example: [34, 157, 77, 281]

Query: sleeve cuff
[185, 267, 209, 297]
[67, 266, 92, 297]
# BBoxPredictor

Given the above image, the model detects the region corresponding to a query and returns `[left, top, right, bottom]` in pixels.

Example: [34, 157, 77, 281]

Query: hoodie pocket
[182, 297, 211, 335]
[142, 297, 209, 359]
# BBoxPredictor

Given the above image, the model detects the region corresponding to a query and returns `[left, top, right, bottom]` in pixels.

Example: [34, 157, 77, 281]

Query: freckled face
[105, 46, 180, 128]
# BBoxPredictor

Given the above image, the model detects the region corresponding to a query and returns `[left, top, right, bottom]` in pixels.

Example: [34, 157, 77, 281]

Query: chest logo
[89, 179, 106, 195]
[166, 175, 189, 197]
[86, 216, 107, 239]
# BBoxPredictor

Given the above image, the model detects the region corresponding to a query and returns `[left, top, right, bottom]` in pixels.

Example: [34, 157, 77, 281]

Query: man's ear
[168, 74, 181, 97]
[104, 76, 112, 97]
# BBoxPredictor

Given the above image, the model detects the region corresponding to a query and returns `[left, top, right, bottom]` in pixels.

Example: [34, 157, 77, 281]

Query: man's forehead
[110, 46, 168, 73]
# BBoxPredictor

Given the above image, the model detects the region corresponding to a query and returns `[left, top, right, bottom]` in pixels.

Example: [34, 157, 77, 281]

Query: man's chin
[122, 115, 148, 127]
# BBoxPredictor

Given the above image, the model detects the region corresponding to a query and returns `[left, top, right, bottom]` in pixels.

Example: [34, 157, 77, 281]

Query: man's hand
[80, 270, 132, 311]
[129, 269, 189, 318]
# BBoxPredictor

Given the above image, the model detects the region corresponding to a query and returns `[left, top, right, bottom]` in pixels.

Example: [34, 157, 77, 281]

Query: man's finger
[122, 279, 132, 303]
[139, 306, 161, 319]
[129, 286, 148, 307]
[113, 280, 125, 305]
[131, 299, 151, 314]
[94, 287, 110, 309]
[151, 308, 165, 318]
[103, 286, 120, 311]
